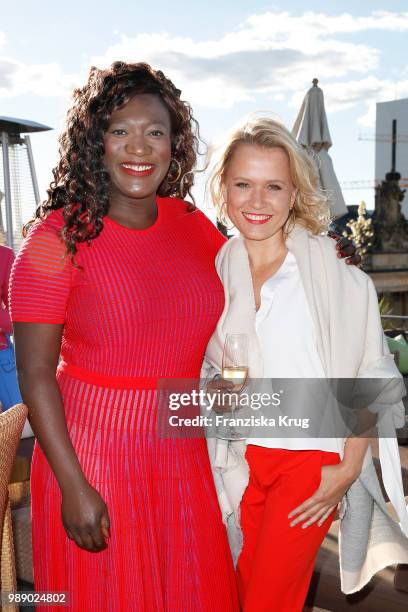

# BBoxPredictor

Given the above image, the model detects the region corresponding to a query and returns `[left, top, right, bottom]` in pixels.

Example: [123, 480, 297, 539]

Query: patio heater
[0, 116, 52, 251]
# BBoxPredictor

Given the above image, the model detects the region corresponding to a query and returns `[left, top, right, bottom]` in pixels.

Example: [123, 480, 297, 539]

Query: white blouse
[247, 250, 342, 453]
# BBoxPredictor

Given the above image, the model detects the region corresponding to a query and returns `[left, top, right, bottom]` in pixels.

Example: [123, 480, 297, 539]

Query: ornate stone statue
[373, 170, 408, 252]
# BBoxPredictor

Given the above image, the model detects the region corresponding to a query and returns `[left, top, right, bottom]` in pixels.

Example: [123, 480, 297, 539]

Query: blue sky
[1, 1, 408, 220]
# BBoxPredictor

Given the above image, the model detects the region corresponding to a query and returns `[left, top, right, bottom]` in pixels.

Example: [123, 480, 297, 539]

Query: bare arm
[288, 421, 372, 528]
[14, 321, 110, 552]
[14, 322, 84, 487]
[339, 406, 376, 481]
[340, 436, 370, 482]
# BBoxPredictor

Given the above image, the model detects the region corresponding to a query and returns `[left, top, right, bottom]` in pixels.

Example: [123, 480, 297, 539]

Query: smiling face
[103, 93, 172, 204]
[223, 143, 297, 242]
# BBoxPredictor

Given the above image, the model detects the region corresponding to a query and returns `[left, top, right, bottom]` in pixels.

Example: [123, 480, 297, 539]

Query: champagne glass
[217, 334, 249, 440]
[222, 334, 248, 392]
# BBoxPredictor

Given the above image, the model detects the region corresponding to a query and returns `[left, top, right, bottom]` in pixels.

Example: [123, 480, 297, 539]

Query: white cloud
[245, 11, 408, 36]
[0, 10, 407, 119]
[288, 76, 408, 129]
[318, 78, 408, 127]
[88, 10, 408, 109]
[0, 56, 79, 98]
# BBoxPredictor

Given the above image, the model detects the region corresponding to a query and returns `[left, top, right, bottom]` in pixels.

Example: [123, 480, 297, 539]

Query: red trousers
[237, 446, 341, 612]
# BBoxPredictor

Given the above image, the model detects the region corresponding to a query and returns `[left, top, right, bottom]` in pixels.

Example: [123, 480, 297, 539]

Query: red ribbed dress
[10, 197, 239, 611]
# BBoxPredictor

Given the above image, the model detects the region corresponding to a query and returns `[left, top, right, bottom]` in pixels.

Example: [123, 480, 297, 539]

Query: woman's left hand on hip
[288, 464, 353, 529]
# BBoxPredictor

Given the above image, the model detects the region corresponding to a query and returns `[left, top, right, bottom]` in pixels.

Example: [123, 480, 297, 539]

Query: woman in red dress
[10, 62, 239, 611]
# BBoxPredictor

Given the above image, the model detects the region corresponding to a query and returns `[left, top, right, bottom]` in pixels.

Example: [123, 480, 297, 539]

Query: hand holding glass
[216, 333, 249, 440]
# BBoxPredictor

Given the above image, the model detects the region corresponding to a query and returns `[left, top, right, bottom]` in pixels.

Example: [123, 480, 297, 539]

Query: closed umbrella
[292, 78, 347, 218]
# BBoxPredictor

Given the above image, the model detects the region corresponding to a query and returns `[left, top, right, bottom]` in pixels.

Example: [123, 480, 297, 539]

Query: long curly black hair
[26, 61, 200, 260]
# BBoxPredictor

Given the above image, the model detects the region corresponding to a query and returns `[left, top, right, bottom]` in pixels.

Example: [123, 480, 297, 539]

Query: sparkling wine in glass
[217, 334, 249, 440]
[222, 334, 248, 392]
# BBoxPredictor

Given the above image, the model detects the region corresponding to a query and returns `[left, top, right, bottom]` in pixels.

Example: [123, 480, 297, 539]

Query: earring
[167, 158, 182, 184]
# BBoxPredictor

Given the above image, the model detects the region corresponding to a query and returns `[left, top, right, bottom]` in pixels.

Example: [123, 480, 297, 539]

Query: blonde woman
[202, 118, 408, 611]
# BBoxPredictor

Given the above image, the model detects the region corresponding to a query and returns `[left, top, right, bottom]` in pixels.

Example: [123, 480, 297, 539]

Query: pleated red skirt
[31, 372, 239, 611]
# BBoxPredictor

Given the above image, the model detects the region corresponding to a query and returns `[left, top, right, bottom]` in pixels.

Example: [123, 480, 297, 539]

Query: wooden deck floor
[304, 441, 408, 611]
[305, 519, 408, 611]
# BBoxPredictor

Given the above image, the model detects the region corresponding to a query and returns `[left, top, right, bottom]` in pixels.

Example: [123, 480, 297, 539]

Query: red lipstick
[120, 162, 156, 177]
[242, 212, 272, 225]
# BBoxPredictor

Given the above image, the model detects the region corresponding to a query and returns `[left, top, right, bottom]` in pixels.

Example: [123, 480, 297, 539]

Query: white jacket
[201, 225, 408, 594]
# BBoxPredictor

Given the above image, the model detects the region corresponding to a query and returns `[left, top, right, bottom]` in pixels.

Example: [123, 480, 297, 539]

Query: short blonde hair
[210, 117, 331, 235]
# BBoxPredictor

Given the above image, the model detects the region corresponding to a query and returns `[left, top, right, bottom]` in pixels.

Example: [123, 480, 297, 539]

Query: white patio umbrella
[292, 79, 347, 218]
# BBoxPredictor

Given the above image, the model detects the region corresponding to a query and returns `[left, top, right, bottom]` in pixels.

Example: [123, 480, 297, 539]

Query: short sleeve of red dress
[9, 211, 73, 324]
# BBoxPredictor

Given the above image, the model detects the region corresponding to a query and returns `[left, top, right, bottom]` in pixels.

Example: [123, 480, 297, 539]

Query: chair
[9, 458, 33, 585]
[0, 404, 28, 610]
